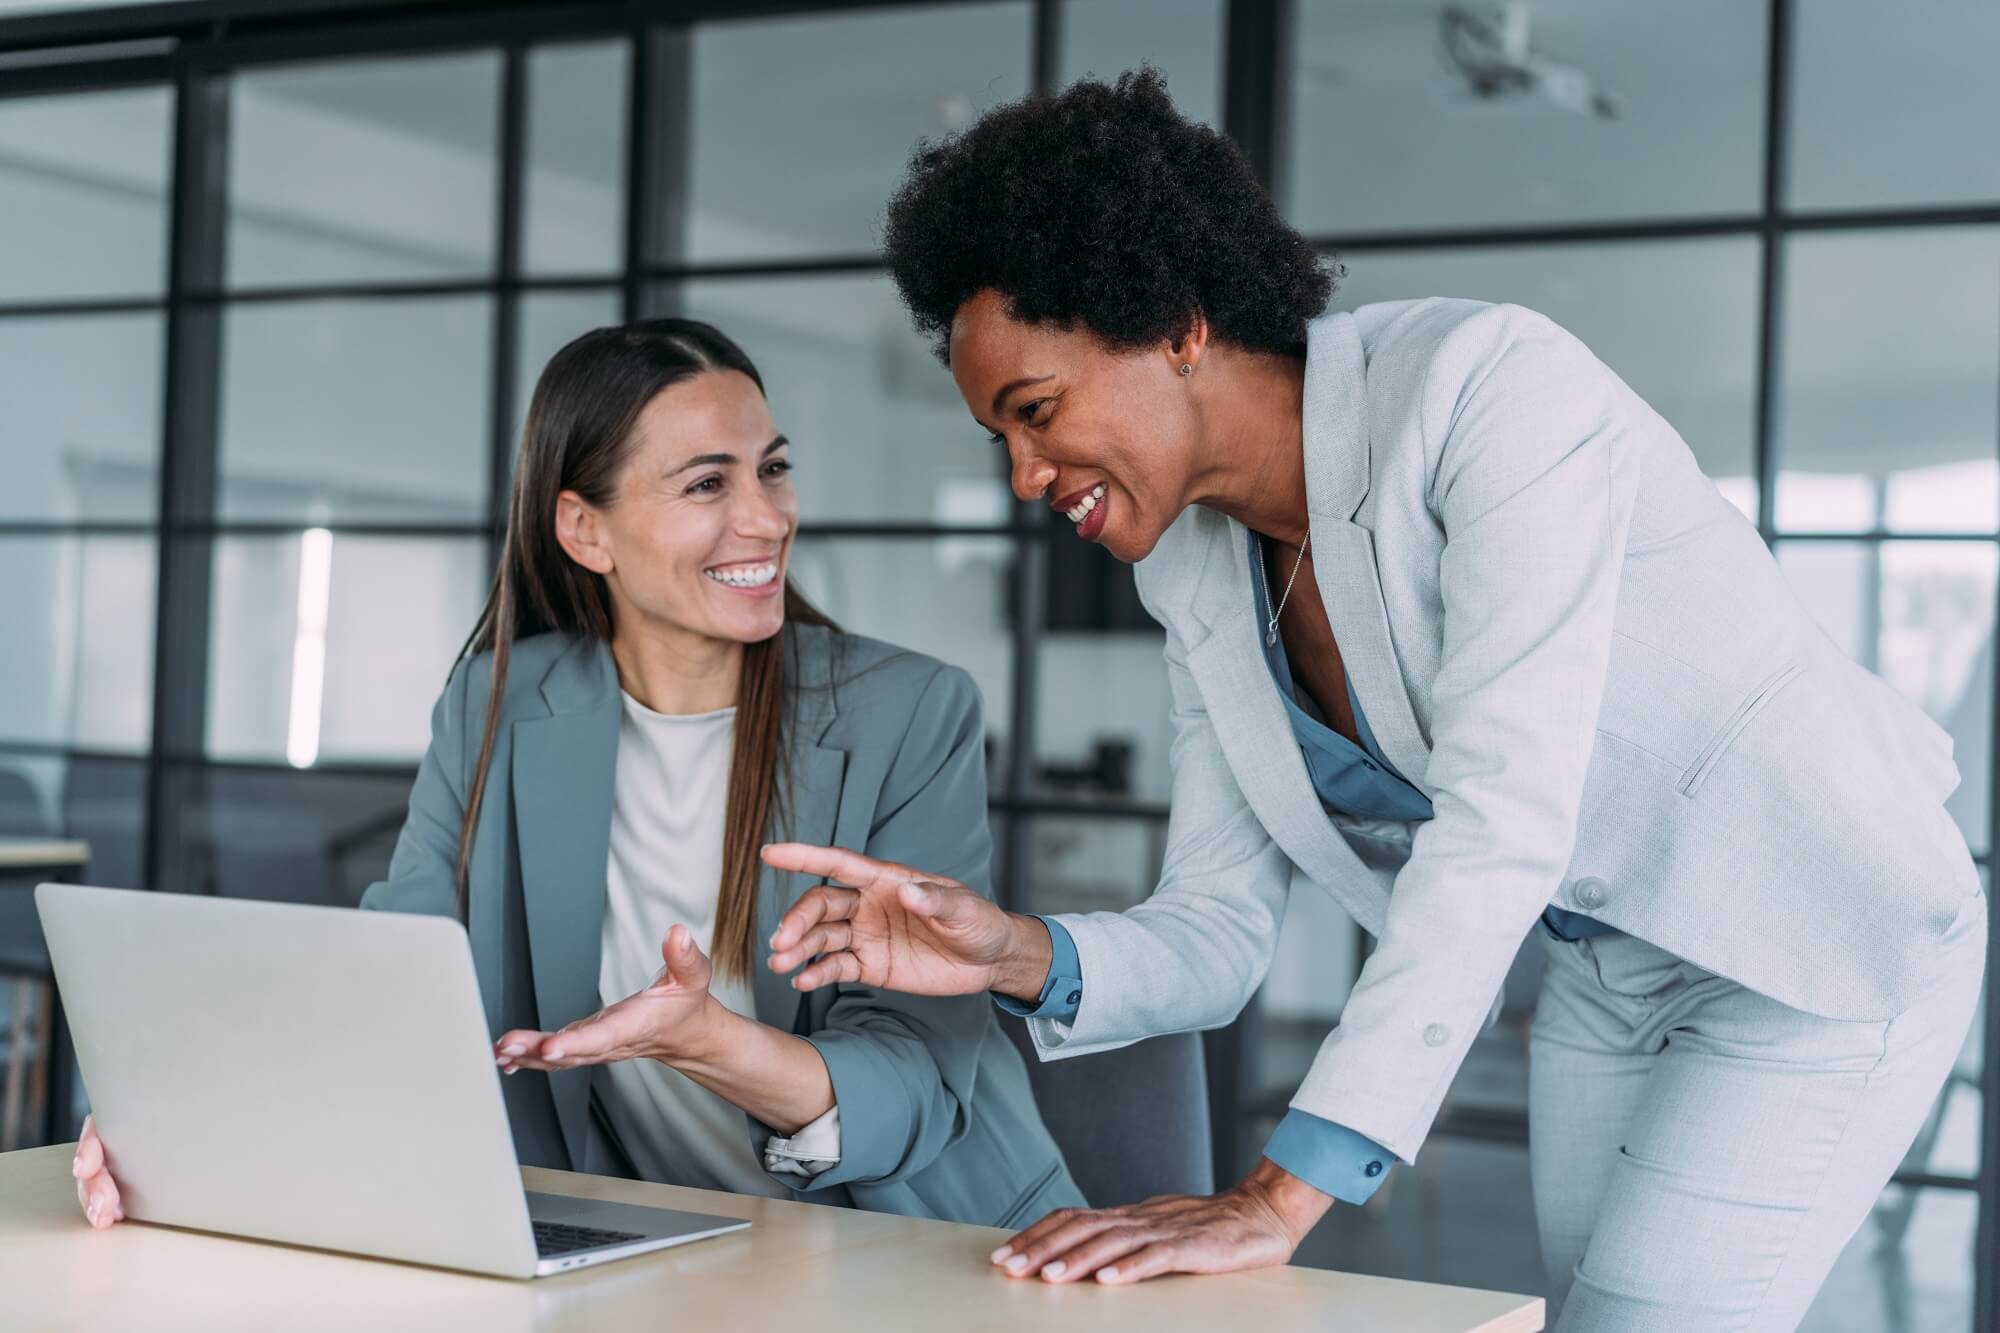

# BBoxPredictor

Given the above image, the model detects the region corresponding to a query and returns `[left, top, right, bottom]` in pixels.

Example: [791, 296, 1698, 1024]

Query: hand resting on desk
[70, 1115, 123, 1229]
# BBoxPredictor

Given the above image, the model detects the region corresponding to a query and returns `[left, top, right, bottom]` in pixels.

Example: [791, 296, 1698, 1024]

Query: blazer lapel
[1301, 312, 1434, 794]
[512, 638, 620, 1171]
[1181, 529, 1378, 919]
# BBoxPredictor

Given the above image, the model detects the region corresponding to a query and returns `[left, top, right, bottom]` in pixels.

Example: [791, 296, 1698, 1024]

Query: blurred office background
[0, 0, 1994, 1327]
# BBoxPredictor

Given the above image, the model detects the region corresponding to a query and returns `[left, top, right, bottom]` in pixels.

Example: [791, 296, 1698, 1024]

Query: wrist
[657, 995, 734, 1067]
[1241, 1157, 1335, 1249]
[989, 912, 1054, 1003]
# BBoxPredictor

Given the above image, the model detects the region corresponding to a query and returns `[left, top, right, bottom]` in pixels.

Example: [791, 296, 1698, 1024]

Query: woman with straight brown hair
[72, 317, 1081, 1229]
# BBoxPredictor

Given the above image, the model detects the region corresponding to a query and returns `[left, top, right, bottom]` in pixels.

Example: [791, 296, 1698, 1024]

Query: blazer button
[1066, 990, 1082, 1006]
[1364, 1160, 1384, 1178]
[1573, 877, 1609, 911]
[1423, 1023, 1449, 1048]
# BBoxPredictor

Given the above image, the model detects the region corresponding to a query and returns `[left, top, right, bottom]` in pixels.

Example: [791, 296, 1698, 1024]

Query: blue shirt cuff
[1262, 1109, 1396, 1206]
[991, 917, 1083, 1021]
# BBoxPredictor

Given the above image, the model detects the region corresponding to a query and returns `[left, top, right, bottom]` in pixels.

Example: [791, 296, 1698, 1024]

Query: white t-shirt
[593, 692, 838, 1196]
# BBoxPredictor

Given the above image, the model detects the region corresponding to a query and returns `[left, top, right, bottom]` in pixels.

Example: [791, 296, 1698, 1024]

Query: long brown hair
[454, 318, 835, 980]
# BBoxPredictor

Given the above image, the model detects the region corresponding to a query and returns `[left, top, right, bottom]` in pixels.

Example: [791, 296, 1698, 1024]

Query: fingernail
[71, 1155, 82, 1178]
[989, 1245, 1012, 1265]
[1100, 1267, 1121, 1283]
[1044, 1261, 1067, 1280]
[86, 1200, 98, 1223]
[545, 1048, 563, 1059]
[1004, 1254, 1030, 1274]
[501, 1044, 525, 1056]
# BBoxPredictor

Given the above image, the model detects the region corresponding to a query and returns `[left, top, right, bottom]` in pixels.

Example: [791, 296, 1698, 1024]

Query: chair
[1001, 1021, 1214, 1207]
[0, 764, 55, 1149]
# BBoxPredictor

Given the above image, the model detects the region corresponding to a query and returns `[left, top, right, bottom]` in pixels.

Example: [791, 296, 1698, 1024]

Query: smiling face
[949, 288, 1206, 564]
[555, 368, 798, 652]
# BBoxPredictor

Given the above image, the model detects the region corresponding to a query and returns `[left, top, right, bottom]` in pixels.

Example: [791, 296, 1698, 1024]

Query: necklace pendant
[1265, 621, 1279, 647]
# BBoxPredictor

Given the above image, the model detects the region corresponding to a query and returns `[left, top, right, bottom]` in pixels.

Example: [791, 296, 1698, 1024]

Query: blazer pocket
[1676, 662, 1805, 797]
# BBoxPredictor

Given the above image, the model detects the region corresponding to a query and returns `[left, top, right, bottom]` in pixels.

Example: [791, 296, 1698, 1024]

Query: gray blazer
[361, 622, 1082, 1226]
[1026, 298, 1985, 1165]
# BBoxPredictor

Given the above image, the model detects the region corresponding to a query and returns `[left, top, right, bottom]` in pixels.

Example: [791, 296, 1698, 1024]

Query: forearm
[666, 1002, 835, 1134]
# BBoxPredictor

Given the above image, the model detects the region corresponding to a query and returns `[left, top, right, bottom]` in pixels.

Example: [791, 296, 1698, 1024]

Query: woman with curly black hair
[763, 69, 1984, 1328]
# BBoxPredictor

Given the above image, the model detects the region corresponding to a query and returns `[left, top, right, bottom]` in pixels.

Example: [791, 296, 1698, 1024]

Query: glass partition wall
[1, 2, 1993, 1327]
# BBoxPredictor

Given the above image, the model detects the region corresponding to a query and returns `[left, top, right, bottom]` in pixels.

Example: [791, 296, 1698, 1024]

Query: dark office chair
[0, 766, 55, 1149]
[1002, 1020, 1214, 1207]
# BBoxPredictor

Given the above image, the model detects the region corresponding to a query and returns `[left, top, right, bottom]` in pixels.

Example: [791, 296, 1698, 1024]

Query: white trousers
[1528, 890, 1986, 1332]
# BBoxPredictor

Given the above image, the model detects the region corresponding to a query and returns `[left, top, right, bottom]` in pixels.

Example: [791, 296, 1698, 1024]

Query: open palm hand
[496, 924, 718, 1073]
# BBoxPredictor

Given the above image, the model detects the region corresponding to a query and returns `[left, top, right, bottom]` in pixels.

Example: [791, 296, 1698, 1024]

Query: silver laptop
[36, 883, 750, 1278]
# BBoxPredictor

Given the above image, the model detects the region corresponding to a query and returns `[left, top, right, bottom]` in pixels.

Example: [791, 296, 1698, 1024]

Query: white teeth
[704, 562, 777, 588]
[1067, 484, 1106, 526]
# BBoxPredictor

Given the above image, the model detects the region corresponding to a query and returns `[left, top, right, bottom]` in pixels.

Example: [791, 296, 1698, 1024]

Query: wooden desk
[0, 837, 90, 1144]
[0, 1145, 1543, 1332]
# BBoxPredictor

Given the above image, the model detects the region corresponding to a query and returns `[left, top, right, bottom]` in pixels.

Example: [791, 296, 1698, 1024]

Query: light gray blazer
[361, 622, 1082, 1226]
[1028, 298, 1984, 1164]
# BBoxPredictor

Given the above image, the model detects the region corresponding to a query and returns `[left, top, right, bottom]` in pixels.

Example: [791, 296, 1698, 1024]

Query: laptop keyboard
[533, 1219, 646, 1257]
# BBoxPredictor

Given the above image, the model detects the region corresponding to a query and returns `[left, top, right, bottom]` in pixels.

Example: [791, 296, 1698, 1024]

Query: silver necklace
[1259, 532, 1311, 647]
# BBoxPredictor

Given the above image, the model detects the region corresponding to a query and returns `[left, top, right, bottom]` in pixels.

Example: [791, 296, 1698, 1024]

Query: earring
[1179, 363, 1193, 377]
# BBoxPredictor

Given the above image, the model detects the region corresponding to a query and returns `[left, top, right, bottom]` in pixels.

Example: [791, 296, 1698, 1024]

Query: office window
[154, 765, 418, 906]
[513, 288, 623, 451]
[0, 751, 147, 893]
[1038, 628, 1172, 805]
[1333, 237, 1762, 517]
[0, 312, 164, 523]
[205, 535, 487, 766]
[1787, 0, 2000, 211]
[0, 86, 171, 302]
[786, 536, 1014, 768]
[1774, 228, 2000, 535]
[680, 3, 1032, 263]
[0, 536, 155, 753]
[1284, 0, 1766, 235]
[227, 52, 502, 287]
[1776, 540, 1996, 855]
[216, 296, 495, 524]
[1058, 0, 1225, 126]
[524, 42, 629, 276]
[672, 274, 1013, 526]
[1020, 814, 1166, 917]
